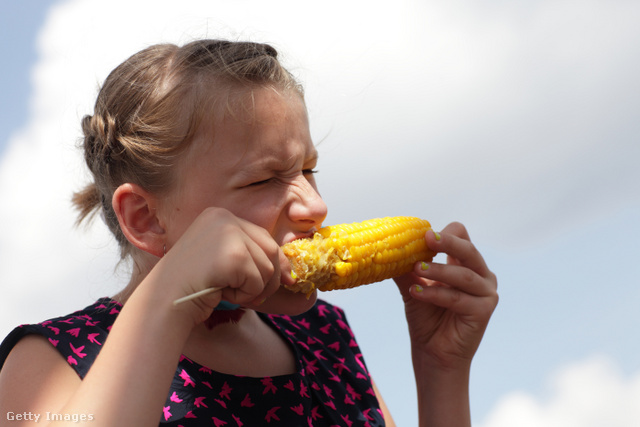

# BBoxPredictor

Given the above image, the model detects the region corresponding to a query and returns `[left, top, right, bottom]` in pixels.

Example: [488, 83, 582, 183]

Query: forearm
[413, 353, 471, 427]
[55, 280, 194, 426]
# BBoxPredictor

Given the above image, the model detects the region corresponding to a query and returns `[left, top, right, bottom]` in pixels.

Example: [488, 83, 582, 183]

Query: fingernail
[420, 262, 430, 271]
[290, 270, 298, 280]
[257, 298, 267, 306]
[433, 231, 441, 241]
[414, 284, 424, 293]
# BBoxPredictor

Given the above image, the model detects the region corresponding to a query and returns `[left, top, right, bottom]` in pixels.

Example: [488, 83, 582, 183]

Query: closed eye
[246, 178, 273, 187]
[246, 170, 317, 188]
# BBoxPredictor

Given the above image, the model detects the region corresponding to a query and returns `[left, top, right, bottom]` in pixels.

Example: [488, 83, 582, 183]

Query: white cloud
[304, 0, 640, 248]
[478, 355, 640, 427]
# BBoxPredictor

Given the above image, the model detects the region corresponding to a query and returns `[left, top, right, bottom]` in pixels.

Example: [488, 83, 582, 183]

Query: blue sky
[1, 1, 639, 425]
[0, 0, 57, 154]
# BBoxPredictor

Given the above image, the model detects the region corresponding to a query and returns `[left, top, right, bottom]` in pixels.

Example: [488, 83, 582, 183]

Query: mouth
[281, 229, 317, 245]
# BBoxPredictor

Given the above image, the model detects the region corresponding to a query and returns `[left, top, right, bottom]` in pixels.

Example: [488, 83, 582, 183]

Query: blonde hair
[73, 39, 303, 258]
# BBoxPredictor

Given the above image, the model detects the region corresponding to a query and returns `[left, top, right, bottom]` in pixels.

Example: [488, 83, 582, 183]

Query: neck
[112, 257, 157, 305]
[187, 308, 264, 349]
[184, 308, 298, 377]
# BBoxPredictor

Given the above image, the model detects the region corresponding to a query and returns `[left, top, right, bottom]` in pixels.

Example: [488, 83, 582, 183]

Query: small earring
[163, 244, 166, 256]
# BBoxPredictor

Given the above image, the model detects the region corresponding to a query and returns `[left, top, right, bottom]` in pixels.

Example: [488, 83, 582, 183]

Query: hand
[394, 222, 498, 370]
[154, 208, 294, 325]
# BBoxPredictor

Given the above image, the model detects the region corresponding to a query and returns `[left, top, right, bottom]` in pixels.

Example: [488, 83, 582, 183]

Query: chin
[256, 288, 318, 316]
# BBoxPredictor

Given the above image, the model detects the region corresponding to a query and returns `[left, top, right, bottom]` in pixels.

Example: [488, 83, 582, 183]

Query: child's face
[162, 87, 327, 314]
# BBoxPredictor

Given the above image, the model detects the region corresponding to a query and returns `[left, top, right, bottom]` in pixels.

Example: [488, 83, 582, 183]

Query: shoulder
[1, 334, 73, 380]
[0, 298, 120, 378]
[0, 334, 81, 417]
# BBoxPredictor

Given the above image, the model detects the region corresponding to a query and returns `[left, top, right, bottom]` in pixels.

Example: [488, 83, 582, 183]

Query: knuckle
[203, 206, 232, 221]
[449, 288, 463, 306]
[227, 242, 250, 263]
[450, 221, 465, 231]
[461, 268, 476, 285]
[262, 262, 276, 280]
[445, 221, 466, 235]
[492, 291, 500, 307]
[265, 238, 280, 257]
[489, 271, 498, 290]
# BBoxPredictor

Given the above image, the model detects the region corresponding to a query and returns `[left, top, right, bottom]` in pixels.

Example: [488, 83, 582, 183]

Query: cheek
[228, 197, 285, 229]
[166, 196, 212, 241]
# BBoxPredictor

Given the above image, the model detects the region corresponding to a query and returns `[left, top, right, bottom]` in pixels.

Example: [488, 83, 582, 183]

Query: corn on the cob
[282, 216, 435, 296]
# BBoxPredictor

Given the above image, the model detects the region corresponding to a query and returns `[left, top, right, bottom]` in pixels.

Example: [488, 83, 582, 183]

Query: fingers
[415, 261, 494, 298]
[218, 236, 272, 305]
[425, 222, 492, 279]
[221, 222, 284, 306]
[410, 283, 469, 313]
[173, 209, 290, 309]
[407, 221, 498, 313]
[409, 282, 497, 319]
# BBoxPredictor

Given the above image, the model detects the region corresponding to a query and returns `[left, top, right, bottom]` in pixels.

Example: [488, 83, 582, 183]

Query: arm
[394, 222, 498, 427]
[0, 335, 81, 426]
[0, 208, 291, 426]
[372, 379, 397, 427]
[0, 289, 194, 427]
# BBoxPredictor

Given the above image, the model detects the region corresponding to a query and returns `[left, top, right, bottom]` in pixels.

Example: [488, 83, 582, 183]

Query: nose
[288, 175, 328, 230]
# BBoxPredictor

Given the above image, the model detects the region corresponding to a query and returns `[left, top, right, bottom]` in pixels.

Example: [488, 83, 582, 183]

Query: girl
[0, 40, 498, 426]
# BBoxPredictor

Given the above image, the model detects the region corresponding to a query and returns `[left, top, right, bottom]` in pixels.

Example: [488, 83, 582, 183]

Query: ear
[112, 183, 165, 257]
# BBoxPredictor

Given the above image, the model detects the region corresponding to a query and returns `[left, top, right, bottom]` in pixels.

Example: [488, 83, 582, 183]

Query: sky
[0, 0, 639, 425]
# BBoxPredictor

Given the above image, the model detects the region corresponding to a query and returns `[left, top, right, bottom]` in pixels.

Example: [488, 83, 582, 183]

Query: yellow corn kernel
[282, 216, 435, 296]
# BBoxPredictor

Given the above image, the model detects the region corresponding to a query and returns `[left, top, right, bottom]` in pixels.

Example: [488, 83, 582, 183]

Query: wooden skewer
[173, 287, 223, 306]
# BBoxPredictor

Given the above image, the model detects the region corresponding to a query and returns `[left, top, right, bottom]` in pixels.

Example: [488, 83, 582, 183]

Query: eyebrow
[253, 147, 319, 172]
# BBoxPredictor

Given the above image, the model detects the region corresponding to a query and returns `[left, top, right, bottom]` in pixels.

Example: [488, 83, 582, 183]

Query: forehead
[186, 87, 316, 173]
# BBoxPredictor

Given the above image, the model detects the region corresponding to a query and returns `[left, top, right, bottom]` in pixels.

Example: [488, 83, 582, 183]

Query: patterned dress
[0, 298, 385, 426]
